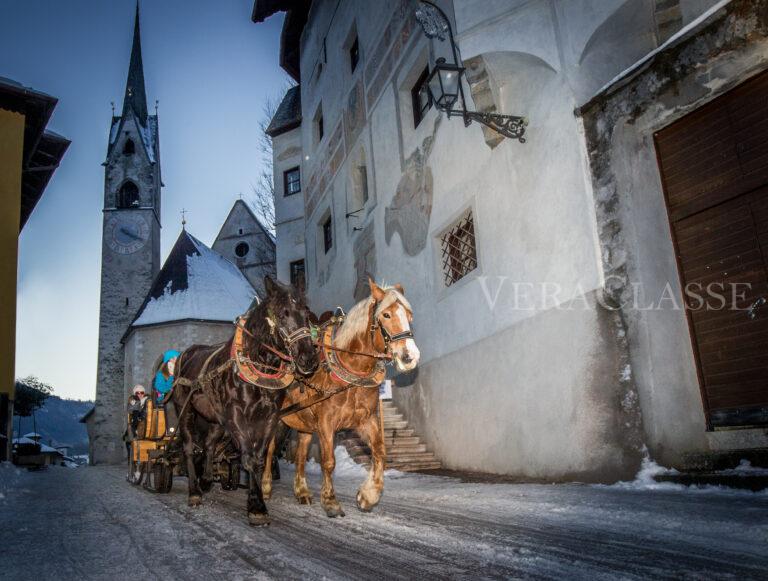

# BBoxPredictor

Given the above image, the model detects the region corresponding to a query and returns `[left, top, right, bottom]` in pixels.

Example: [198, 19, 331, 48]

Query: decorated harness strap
[322, 324, 386, 388]
[231, 317, 295, 390]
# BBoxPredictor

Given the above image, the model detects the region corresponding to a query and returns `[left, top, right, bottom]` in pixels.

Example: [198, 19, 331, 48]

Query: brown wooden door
[656, 69, 768, 428]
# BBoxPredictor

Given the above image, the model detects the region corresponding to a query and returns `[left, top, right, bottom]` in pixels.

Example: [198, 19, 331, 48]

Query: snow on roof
[23, 432, 42, 439]
[131, 230, 257, 328]
[584, 0, 732, 105]
[13, 437, 63, 455]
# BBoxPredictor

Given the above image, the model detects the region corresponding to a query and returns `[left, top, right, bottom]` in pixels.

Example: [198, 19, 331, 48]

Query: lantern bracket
[415, 0, 528, 143]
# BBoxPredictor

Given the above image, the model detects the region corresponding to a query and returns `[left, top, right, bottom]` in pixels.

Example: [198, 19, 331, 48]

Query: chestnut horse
[263, 279, 420, 517]
[172, 277, 318, 526]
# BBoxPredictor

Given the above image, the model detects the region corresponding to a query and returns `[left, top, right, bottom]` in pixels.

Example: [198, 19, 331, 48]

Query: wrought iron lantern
[427, 58, 464, 111]
[415, 1, 528, 143]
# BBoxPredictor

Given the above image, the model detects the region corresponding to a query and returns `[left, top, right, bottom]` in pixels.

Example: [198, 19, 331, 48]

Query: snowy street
[1, 457, 767, 580]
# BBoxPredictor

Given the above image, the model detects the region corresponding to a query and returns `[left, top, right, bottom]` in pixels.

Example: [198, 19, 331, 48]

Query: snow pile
[602, 454, 768, 495]
[303, 446, 368, 477]
[719, 459, 768, 476]
[133, 235, 255, 326]
[139, 118, 156, 163]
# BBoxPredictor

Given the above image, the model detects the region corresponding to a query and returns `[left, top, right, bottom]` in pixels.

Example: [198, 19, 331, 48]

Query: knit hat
[133, 384, 146, 395]
[163, 350, 181, 363]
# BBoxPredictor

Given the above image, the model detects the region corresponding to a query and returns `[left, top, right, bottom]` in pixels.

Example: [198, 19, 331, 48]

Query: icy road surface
[1, 459, 767, 580]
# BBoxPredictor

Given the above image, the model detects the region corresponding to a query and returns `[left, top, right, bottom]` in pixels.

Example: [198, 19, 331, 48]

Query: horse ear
[394, 283, 405, 295]
[368, 277, 385, 302]
[264, 276, 277, 296]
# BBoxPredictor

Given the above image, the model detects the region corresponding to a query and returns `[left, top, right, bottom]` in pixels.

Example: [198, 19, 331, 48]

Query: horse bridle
[370, 301, 414, 355]
[235, 313, 314, 374]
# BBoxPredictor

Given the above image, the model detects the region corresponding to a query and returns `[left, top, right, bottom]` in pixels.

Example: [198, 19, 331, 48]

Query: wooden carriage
[127, 399, 242, 493]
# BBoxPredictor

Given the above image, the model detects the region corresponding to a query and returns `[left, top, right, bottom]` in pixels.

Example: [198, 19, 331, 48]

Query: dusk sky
[3, 1, 289, 401]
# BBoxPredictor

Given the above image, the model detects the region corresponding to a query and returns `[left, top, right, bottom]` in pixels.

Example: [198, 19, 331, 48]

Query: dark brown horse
[263, 279, 420, 517]
[172, 277, 318, 525]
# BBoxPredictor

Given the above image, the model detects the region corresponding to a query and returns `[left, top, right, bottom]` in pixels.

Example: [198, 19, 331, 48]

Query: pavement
[1, 456, 767, 580]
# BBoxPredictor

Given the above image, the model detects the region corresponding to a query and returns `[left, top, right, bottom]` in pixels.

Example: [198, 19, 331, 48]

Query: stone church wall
[123, 322, 235, 403]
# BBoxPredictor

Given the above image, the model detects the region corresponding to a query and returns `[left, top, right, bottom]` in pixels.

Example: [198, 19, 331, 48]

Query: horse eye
[283, 309, 290, 317]
[383, 313, 391, 319]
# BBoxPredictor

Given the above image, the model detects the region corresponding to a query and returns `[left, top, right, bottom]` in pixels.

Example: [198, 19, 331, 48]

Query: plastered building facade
[257, 0, 768, 480]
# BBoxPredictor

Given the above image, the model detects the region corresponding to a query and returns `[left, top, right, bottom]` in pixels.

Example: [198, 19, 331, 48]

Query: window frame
[289, 259, 306, 290]
[322, 215, 333, 254]
[349, 36, 360, 73]
[411, 66, 432, 128]
[283, 166, 301, 196]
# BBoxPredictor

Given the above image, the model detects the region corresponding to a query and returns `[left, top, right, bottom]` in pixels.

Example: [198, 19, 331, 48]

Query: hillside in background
[13, 396, 92, 455]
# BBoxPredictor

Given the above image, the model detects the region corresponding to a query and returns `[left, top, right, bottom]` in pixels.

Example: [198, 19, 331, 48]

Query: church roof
[266, 85, 301, 137]
[106, 5, 158, 165]
[129, 230, 257, 330]
[123, 4, 148, 124]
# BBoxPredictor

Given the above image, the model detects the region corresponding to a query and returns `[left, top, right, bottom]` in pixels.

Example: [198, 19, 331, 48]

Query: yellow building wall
[0, 108, 24, 401]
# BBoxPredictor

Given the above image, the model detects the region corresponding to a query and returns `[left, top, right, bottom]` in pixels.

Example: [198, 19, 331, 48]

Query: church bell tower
[92, 5, 161, 464]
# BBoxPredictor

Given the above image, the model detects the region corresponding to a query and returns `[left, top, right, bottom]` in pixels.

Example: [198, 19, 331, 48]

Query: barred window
[284, 167, 301, 196]
[290, 259, 305, 290]
[440, 210, 477, 287]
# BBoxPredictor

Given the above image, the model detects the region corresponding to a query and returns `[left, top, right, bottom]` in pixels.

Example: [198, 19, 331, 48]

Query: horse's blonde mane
[334, 285, 412, 348]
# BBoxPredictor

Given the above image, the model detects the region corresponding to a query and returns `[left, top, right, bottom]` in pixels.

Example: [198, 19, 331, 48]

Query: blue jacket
[154, 371, 174, 395]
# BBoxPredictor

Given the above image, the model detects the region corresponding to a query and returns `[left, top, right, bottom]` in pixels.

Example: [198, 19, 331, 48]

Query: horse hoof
[188, 495, 202, 507]
[356, 491, 378, 512]
[248, 512, 271, 527]
[325, 506, 345, 518]
[297, 495, 312, 505]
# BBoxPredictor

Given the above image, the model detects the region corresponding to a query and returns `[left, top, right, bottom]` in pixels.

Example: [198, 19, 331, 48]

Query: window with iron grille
[439, 210, 478, 287]
[284, 167, 301, 196]
[290, 259, 305, 290]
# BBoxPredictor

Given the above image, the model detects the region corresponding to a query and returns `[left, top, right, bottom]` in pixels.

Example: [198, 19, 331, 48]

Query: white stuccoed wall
[282, 0, 736, 479]
[272, 127, 306, 285]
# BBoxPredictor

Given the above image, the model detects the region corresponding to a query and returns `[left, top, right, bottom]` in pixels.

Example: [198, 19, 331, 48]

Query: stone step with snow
[339, 400, 442, 472]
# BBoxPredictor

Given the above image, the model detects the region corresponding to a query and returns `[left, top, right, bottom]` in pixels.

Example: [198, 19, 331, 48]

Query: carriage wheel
[150, 461, 173, 493]
[221, 461, 241, 491]
[127, 444, 146, 485]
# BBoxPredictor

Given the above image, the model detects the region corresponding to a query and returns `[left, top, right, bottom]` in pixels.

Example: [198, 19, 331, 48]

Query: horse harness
[279, 304, 413, 418]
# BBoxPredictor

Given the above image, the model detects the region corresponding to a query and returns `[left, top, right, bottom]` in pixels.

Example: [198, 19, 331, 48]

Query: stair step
[382, 413, 404, 422]
[383, 428, 414, 438]
[355, 452, 438, 464]
[384, 420, 408, 429]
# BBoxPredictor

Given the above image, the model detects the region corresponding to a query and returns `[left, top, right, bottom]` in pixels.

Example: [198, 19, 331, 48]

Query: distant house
[12, 435, 64, 468]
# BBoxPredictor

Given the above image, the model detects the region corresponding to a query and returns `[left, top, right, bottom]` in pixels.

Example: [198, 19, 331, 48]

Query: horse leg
[261, 437, 276, 500]
[356, 416, 386, 512]
[293, 431, 313, 505]
[200, 422, 224, 491]
[180, 408, 203, 507]
[318, 424, 344, 518]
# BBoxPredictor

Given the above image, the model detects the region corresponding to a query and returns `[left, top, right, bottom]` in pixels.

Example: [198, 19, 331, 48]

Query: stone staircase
[340, 400, 441, 472]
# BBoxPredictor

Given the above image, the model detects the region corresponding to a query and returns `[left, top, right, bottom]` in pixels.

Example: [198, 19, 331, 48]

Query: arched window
[117, 181, 140, 209]
[123, 139, 135, 155]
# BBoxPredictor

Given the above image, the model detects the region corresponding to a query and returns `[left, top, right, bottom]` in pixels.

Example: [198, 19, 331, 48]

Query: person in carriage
[126, 384, 148, 440]
[154, 349, 180, 406]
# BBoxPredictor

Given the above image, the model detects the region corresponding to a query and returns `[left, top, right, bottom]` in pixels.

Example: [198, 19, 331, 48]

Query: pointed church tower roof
[122, 3, 148, 125]
[129, 230, 256, 329]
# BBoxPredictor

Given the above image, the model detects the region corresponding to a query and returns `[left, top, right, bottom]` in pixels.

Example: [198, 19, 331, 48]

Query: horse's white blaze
[393, 306, 420, 371]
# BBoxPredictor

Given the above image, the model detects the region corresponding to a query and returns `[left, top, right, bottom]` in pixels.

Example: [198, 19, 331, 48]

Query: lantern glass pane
[439, 67, 460, 107]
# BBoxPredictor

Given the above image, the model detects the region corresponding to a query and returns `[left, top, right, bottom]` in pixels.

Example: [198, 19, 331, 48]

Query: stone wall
[93, 109, 161, 464]
[124, 321, 235, 403]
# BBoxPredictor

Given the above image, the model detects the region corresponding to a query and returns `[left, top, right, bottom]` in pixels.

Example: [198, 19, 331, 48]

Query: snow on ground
[1, 458, 766, 580]
[599, 454, 768, 494]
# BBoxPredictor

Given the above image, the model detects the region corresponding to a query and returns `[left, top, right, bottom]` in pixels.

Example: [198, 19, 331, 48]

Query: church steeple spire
[122, 3, 148, 124]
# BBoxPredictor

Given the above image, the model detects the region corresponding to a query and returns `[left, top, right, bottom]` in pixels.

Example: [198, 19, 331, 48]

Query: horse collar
[231, 317, 295, 390]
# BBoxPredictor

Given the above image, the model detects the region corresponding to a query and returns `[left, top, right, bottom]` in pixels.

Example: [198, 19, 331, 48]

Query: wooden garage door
[655, 70, 768, 428]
